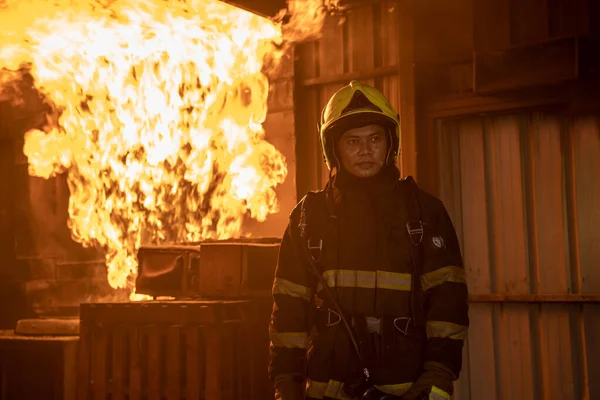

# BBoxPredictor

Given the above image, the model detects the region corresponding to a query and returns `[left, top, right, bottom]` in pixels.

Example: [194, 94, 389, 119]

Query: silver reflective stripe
[426, 321, 468, 341]
[272, 278, 312, 301]
[319, 269, 411, 291]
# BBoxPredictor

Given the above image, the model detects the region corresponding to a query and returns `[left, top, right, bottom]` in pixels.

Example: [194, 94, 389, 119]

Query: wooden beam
[219, 0, 286, 18]
[469, 294, 600, 303]
[424, 91, 567, 119]
[300, 65, 398, 87]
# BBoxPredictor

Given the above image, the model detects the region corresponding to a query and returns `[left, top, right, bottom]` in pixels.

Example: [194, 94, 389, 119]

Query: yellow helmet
[318, 80, 400, 170]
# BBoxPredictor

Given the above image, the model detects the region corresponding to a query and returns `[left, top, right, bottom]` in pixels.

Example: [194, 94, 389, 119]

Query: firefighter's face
[337, 124, 388, 178]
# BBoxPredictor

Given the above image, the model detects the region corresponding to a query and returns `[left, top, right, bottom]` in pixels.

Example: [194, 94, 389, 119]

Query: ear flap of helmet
[317, 121, 328, 166]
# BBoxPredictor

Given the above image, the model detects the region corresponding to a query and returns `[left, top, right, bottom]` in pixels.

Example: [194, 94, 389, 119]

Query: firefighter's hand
[274, 375, 305, 400]
[362, 387, 402, 400]
[402, 362, 453, 400]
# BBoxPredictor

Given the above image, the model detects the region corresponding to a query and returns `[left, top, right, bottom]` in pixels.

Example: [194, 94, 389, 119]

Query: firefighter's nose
[358, 140, 370, 154]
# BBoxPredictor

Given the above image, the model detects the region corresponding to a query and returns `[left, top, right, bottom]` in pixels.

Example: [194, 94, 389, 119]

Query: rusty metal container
[135, 238, 280, 298]
[77, 300, 274, 400]
[0, 330, 78, 400]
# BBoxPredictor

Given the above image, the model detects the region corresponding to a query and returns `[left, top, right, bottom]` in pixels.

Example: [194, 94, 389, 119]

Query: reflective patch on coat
[431, 236, 445, 249]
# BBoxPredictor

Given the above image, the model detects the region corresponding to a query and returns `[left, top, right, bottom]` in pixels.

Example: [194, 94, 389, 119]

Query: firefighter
[268, 80, 469, 400]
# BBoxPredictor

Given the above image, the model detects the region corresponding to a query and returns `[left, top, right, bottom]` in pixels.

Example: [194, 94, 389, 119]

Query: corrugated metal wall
[294, 1, 600, 398]
[437, 113, 600, 400]
[294, 0, 400, 195]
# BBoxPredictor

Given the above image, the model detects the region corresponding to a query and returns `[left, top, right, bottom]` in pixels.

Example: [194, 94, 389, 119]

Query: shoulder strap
[299, 190, 372, 382]
[400, 176, 426, 328]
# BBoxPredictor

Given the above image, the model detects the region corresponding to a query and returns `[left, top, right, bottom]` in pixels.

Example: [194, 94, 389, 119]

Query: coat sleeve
[268, 204, 316, 382]
[420, 199, 469, 380]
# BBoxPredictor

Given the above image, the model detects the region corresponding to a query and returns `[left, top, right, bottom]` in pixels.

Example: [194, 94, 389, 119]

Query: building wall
[438, 112, 600, 399]
[293, 0, 600, 399]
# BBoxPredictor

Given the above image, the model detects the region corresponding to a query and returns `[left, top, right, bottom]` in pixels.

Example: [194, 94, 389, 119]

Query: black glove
[402, 362, 454, 400]
[274, 375, 305, 400]
[361, 387, 402, 400]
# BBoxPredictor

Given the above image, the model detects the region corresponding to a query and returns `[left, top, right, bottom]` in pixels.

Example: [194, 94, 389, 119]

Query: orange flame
[0, 0, 336, 294]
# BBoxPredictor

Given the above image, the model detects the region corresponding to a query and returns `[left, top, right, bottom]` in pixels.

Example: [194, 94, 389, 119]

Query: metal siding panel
[318, 84, 345, 186]
[397, 0, 417, 179]
[573, 117, 600, 293]
[295, 87, 321, 194]
[437, 111, 600, 399]
[485, 116, 529, 294]
[381, 1, 399, 67]
[496, 304, 535, 399]
[458, 119, 492, 295]
[382, 75, 400, 120]
[583, 304, 600, 399]
[539, 304, 576, 399]
[564, 118, 583, 295]
[527, 115, 577, 400]
[297, 42, 318, 80]
[437, 121, 462, 245]
[466, 304, 498, 399]
[453, 336, 471, 400]
[317, 15, 345, 78]
[439, 119, 498, 399]
[529, 114, 571, 293]
[347, 4, 375, 73]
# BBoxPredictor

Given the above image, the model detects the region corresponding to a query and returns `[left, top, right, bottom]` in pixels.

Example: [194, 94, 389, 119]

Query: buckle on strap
[365, 317, 382, 335]
[393, 317, 412, 336]
[406, 221, 424, 246]
[307, 238, 323, 262]
[326, 308, 341, 327]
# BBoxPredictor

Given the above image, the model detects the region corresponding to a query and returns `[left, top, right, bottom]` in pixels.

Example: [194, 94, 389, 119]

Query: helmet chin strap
[385, 128, 396, 165]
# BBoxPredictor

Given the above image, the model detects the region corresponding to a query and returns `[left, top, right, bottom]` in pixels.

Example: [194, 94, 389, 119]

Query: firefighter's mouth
[356, 161, 375, 168]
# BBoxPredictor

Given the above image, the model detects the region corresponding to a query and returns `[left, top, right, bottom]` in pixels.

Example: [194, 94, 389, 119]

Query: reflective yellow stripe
[319, 269, 411, 291]
[426, 321, 468, 340]
[306, 380, 413, 399]
[324, 380, 348, 399]
[421, 265, 466, 292]
[430, 385, 451, 400]
[376, 270, 412, 290]
[272, 278, 312, 301]
[306, 380, 328, 398]
[269, 329, 308, 349]
[375, 382, 413, 396]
